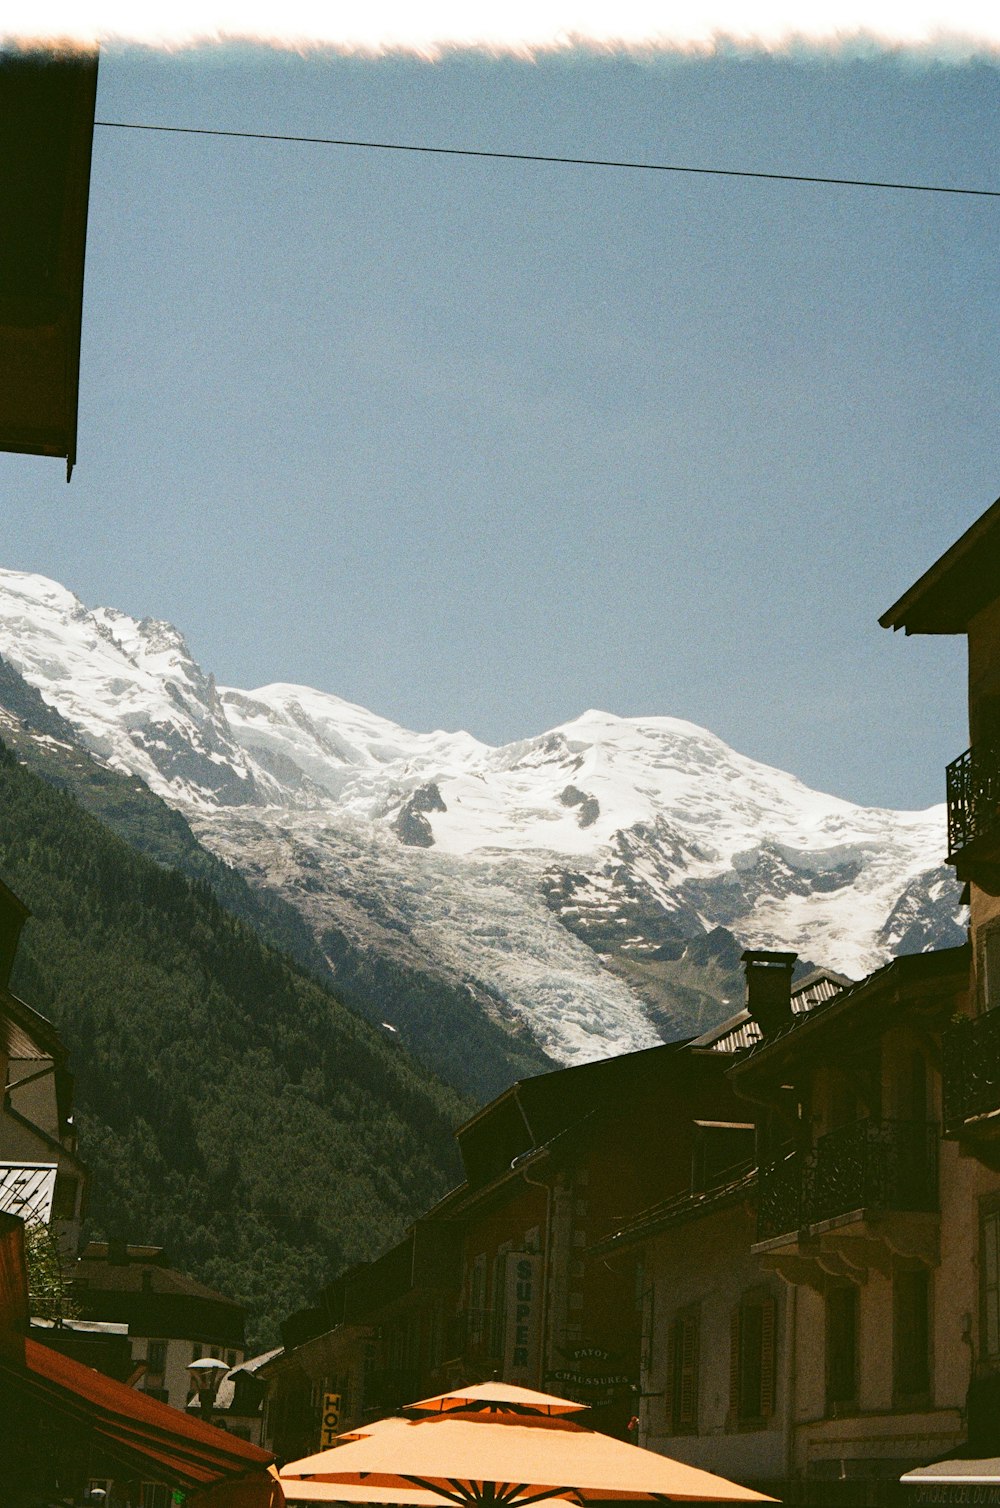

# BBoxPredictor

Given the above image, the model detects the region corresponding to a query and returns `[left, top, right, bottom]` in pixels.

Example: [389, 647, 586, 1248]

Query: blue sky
[2, 45, 997, 809]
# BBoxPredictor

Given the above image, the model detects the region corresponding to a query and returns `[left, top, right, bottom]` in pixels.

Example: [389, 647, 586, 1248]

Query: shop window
[141, 1483, 170, 1508]
[893, 1267, 931, 1400]
[826, 1285, 859, 1413]
[730, 1294, 776, 1426]
[664, 1306, 699, 1435]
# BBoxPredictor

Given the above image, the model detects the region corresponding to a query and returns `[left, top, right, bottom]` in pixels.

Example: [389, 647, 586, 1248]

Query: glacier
[0, 567, 964, 1066]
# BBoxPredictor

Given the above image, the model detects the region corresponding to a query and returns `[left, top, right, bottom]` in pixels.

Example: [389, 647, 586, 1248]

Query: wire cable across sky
[95, 119, 1000, 199]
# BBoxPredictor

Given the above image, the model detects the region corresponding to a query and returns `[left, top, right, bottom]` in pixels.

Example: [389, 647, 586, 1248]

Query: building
[882, 492, 1000, 1487]
[732, 945, 970, 1503]
[1, 1212, 278, 1508]
[187, 1348, 282, 1445]
[262, 1033, 756, 1454]
[73, 1240, 246, 1410]
[0, 876, 88, 1256]
[0, 49, 98, 480]
[593, 959, 852, 1493]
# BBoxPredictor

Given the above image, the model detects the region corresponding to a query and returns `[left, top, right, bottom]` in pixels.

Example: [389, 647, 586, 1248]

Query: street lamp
[187, 1356, 230, 1425]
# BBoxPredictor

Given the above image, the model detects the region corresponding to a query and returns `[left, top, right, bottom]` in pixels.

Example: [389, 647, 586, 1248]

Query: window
[468, 1252, 488, 1348]
[191, 1342, 203, 1362]
[141, 1484, 170, 1508]
[51, 1173, 79, 1222]
[664, 1306, 699, 1434]
[826, 1285, 859, 1413]
[983, 929, 1000, 1013]
[982, 1204, 1000, 1363]
[894, 1268, 931, 1400]
[146, 1339, 167, 1376]
[730, 1294, 776, 1425]
[691, 1123, 755, 1192]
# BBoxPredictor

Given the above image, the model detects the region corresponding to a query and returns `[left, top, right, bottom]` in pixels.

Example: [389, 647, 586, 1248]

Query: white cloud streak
[2, 1, 999, 59]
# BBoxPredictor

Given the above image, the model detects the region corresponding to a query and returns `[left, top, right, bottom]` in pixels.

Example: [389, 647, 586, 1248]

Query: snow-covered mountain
[0, 568, 965, 1067]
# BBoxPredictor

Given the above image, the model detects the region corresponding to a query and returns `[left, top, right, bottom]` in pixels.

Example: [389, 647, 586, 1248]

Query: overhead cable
[94, 120, 1000, 200]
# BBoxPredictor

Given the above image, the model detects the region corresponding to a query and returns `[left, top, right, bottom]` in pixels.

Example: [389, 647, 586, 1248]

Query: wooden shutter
[759, 1296, 776, 1418]
[729, 1306, 742, 1421]
[664, 1320, 677, 1430]
[678, 1312, 699, 1431]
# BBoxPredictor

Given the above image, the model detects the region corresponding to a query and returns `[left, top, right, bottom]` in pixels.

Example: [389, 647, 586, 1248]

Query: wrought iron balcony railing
[947, 742, 1000, 859]
[943, 1008, 1000, 1131]
[757, 1118, 939, 1241]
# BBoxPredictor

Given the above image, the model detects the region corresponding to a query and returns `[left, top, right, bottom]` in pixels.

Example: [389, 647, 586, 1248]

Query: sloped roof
[691, 968, 852, 1055]
[880, 494, 1000, 635]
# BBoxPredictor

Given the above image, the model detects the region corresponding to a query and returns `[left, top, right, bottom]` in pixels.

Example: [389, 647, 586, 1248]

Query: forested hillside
[0, 653, 555, 1099]
[0, 739, 470, 1347]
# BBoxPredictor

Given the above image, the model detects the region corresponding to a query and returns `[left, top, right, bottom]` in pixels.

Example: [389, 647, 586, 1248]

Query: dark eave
[879, 495, 1000, 635]
[592, 1166, 757, 1256]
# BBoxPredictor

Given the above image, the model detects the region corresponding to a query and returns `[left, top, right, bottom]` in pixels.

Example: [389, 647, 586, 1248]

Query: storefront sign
[504, 1253, 542, 1383]
[546, 1369, 634, 1389]
[910, 1490, 1000, 1505]
[319, 1391, 342, 1448]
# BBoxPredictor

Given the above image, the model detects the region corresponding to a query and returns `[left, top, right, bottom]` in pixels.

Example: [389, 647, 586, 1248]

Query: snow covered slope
[0, 569, 964, 1066]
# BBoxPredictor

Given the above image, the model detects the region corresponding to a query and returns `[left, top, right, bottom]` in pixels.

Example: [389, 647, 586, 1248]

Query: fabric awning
[0, 1213, 280, 1506]
[901, 1458, 1000, 1500]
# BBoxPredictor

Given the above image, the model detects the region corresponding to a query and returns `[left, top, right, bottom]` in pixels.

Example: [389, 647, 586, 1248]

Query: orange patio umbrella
[280, 1383, 776, 1506]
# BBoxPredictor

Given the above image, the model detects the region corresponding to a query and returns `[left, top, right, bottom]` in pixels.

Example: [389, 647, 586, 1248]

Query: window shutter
[664, 1320, 677, 1430]
[678, 1312, 699, 1431]
[759, 1296, 776, 1418]
[730, 1306, 742, 1420]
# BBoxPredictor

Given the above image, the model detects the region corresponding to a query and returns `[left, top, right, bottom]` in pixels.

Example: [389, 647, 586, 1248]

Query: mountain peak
[0, 568, 963, 1066]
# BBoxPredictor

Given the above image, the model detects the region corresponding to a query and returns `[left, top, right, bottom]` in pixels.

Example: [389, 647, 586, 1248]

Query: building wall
[639, 1200, 788, 1487]
[262, 1325, 371, 1458]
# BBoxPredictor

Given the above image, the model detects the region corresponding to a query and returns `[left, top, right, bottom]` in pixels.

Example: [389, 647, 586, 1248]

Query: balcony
[757, 1118, 939, 1244]
[947, 742, 1000, 868]
[943, 1009, 1000, 1144]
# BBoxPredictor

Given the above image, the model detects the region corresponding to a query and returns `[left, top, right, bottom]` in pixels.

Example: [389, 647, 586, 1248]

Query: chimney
[742, 950, 796, 1039]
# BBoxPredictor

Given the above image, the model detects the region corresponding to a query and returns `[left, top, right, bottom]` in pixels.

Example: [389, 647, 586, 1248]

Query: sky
[1, 37, 998, 811]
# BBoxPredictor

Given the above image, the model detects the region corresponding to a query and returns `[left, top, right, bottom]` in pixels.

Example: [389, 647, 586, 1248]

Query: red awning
[0, 1214, 281, 1505]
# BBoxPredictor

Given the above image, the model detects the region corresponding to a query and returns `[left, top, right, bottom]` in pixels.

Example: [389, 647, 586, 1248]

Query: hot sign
[319, 1391, 342, 1448]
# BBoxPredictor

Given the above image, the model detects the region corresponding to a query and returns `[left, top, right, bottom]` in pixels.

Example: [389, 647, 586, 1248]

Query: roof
[187, 1348, 282, 1416]
[879, 494, 1000, 635]
[691, 968, 852, 1055]
[2, 987, 66, 1061]
[16, 1336, 273, 1486]
[0, 1213, 275, 1495]
[75, 1250, 241, 1305]
[731, 944, 970, 1078]
[0, 52, 98, 480]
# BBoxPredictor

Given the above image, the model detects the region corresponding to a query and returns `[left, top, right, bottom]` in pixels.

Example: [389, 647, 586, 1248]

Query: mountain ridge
[0, 567, 965, 1067]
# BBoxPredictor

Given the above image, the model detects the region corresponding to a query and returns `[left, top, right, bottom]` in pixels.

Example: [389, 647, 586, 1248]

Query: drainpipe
[516, 1155, 554, 1389]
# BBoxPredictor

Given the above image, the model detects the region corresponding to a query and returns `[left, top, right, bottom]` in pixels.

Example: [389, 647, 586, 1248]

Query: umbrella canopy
[408, 1384, 586, 1417]
[280, 1483, 573, 1507]
[281, 1407, 776, 1505]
